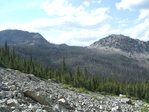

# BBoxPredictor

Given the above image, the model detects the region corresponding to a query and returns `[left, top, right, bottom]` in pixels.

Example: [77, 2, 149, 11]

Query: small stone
[7, 99, 19, 107]
[0, 76, 3, 88]
[57, 98, 75, 110]
[17, 93, 22, 98]
[10, 85, 16, 91]
[12, 91, 18, 98]
[58, 98, 68, 104]
[0, 105, 11, 112]
[52, 104, 60, 111]
[42, 105, 53, 111]
[89, 104, 94, 108]
[0, 91, 5, 98]
[100, 105, 104, 110]
[0, 99, 6, 104]
[121, 98, 132, 104]
[12, 109, 20, 112]
[5, 91, 13, 98]
[36, 109, 43, 112]
[2, 84, 9, 91]
[47, 79, 58, 83]
[119, 94, 126, 98]
[28, 104, 33, 109]
[28, 74, 40, 82]
[111, 106, 121, 111]
[11, 106, 16, 110]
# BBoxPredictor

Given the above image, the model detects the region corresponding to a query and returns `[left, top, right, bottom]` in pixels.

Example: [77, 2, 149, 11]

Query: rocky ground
[0, 67, 149, 112]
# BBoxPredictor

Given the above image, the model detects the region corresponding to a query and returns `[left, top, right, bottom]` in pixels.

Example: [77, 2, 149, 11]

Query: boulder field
[0, 67, 148, 112]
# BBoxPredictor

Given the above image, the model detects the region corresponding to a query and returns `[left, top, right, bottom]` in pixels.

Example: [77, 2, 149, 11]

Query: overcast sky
[0, 0, 149, 46]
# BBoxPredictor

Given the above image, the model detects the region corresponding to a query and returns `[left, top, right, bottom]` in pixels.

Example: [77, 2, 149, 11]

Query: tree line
[0, 42, 149, 102]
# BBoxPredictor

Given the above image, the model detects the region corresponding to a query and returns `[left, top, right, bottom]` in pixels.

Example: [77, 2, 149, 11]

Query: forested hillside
[0, 43, 149, 102]
[15, 44, 149, 81]
[0, 30, 149, 82]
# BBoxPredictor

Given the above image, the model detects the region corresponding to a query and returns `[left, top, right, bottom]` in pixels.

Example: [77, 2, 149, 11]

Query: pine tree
[62, 57, 66, 72]
[4, 41, 9, 54]
[145, 91, 149, 102]
[73, 65, 80, 87]
[61, 57, 67, 83]
[80, 67, 88, 88]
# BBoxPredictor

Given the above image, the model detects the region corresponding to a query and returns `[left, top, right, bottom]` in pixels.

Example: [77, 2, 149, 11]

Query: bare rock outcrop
[89, 34, 149, 53]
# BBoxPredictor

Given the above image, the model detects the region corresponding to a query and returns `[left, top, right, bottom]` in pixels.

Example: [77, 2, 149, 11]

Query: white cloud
[59, 24, 110, 46]
[0, 22, 19, 31]
[40, 0, 111, 46]
[41, 0, 110, 26]
[76, 8, 110, 26]
[0, 18, 111, 46]
[93, 0, 102, 4]
[136, 9, 149, 21]
[116, 0, 149, 10]
[118, 18, 128, 23]
[40, 0, 111, 29]
[116, 0, 149, 25]
[20, 17, 76, 31]
[125, 19, 149, 40]
[83, 1, 90, 7]
[1, 0, 112, 46]
[40, 0, 79, 16]
[118, 18, 129, 27]
[45, 24, 111, 46]
[109, 29, 121, 34]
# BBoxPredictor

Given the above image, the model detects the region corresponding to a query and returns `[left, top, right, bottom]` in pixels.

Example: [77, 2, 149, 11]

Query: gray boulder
[111, 105, 121, 111]
[121, 98, 132, 104]
[27, 74, 40, 82]
[57, 98, 75, 110]
[6, 99, 19, 107]
[47, 79, 58, 83]
[24, 90, 51, 106]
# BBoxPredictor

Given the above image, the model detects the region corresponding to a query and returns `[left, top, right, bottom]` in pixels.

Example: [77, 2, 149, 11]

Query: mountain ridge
[0, 29, 50, 46]
[1, 29, 149, 54]
[89, 34, 149, 53]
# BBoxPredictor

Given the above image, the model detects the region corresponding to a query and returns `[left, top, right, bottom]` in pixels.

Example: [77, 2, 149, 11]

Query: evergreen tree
[62, 57, 66, 72]
[145, 91, 149, 102]
[73, 65, 81, 87]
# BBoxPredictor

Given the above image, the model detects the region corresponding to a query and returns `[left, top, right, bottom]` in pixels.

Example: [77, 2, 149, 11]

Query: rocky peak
[0, 29, 49, 46]
[89, 34, 149, 53]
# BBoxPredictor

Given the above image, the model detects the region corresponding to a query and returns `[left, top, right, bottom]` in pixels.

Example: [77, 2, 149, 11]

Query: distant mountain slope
[0, 29, 49, 46]
[89, 34, 149, 53]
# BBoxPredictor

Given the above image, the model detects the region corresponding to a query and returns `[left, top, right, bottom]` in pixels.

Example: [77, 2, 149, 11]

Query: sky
[0, 0, 149, 46]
